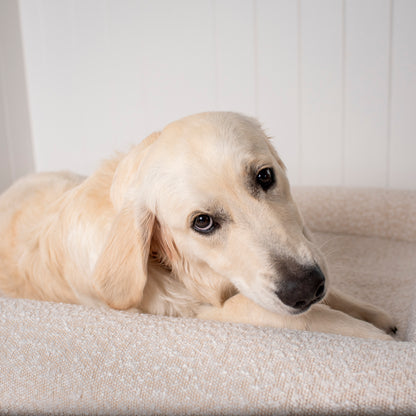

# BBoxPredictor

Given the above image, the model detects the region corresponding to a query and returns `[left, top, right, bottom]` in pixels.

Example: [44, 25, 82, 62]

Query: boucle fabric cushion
[292, 186, 416, 242]
[293, 187, 416, 343]
[1, 298, 416, 416]
[1, 186, 416, 415]
[314, 231, 416, 341]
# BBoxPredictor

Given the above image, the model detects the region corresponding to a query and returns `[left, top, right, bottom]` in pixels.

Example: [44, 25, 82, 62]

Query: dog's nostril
[294, 300, 307, 309]
[315, 282, 325, 299]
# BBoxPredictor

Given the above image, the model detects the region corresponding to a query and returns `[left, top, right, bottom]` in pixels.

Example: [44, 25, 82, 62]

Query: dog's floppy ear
[92, 132, 161, 310]
[92, 204, 155, 310]
[111, 131, 161, 210]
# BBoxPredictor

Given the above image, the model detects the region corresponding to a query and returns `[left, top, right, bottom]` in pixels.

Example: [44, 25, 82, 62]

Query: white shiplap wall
[3, 0, 416, 189]
[0, 0, 34, 192]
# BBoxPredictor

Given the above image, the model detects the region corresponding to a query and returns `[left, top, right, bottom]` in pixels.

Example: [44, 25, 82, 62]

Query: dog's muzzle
[274, 261, 326, 313]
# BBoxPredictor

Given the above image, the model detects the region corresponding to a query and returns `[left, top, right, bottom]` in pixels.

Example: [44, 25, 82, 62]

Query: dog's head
[94, 112, 328, 315]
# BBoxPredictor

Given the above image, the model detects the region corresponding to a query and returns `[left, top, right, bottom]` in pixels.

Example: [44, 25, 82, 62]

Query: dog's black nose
[275, 264, 326, 311]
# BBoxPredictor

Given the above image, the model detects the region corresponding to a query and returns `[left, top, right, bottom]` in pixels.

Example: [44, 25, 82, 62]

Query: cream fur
[0, 112, 395, 340]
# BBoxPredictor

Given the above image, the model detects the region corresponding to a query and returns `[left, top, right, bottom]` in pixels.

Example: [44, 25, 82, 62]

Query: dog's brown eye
[192, 214, 216, 234]
[256, 167, 275, 191]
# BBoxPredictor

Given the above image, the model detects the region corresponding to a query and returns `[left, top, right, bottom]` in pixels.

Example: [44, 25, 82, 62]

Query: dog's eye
[192, 214, 216, 234]
[256, 167, 275, 191]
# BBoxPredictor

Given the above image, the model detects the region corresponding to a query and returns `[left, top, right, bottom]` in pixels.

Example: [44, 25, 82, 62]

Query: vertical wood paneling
[20, 0, 216, 175]
[299, 0, 344, 186]
[14, 0, 416, 188]
[257, 0, 300, 183]
[214, 0, 255, 115]
[105, 1, 151, 148]
[0, 72, 13, 192]
[344, 0, 391, 187]
[21, 0, 120, 174]
[137, 0, 216, 132]
[0, 0, 34, 191]
[389, 0, 416, 189]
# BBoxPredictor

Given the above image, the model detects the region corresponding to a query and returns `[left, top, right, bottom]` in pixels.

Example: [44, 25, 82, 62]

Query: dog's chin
[240, 288, 326, 317]
[287, 305, 311, 315]
[276, 304, 311, 316]
[256, 290, 327, 316]
[285, 292, 327, 315]
[249, 294, 297, 316]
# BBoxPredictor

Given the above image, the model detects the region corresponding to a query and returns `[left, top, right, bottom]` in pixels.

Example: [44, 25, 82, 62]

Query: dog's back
[0, 172, 84, 298]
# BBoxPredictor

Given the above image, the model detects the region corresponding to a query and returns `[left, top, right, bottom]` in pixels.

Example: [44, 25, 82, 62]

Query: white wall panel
[214, 0, 256, 115]
[0, 74, 13, 192]
[344, 0, 391, 187]
[299, 0, 344, 186]
[389, 0, 416, 189]
[135, 0, 216, 133]
[0, 0, 34, 192]
[257, 0, 300, 183]
[104, 1, 153, 148]
[20, 0, 143, 174]
[20, 0, 216, 175]
[7, 0, 416, 189]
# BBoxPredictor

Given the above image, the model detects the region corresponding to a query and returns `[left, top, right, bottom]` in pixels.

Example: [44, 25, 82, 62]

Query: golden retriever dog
[0, 112, 396, 340]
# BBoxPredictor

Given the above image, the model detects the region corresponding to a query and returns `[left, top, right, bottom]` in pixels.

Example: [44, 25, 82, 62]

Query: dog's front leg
[323, 288, 397, 335]
[197, 294, 393, 340]
[197, 294, 307, 332]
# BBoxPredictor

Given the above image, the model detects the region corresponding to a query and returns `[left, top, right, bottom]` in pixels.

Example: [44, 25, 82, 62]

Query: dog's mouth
[286, 289, 326, 315]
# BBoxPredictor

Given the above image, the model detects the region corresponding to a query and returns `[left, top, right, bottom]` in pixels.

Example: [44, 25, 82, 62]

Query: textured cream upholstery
[1, 187, 416, 415]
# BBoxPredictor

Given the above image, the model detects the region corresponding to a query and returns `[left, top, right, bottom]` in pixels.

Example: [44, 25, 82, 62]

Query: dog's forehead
[158, 112, 269, 159]
[147, 113, 280, 216]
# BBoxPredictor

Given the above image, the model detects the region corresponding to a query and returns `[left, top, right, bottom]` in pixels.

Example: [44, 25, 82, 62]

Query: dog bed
[1, 186, 415, 415]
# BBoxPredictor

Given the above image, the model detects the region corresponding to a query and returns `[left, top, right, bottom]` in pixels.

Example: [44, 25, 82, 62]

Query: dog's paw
[307, 304, 395, 341]
[338, 317, 395, 341]
[362, 322, 396, 341]
[388, 325, 398, 335]
[357, 304, 398, 336]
